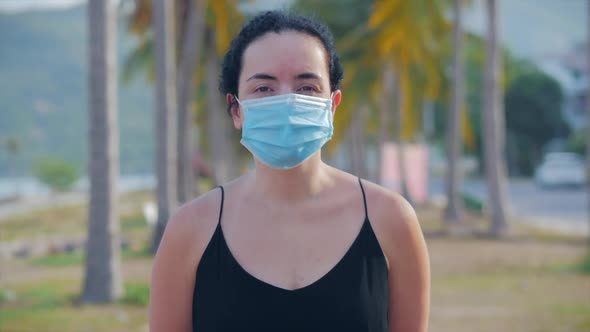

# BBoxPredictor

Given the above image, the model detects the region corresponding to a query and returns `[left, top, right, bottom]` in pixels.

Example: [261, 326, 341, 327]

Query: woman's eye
[254, 86, 272, 93]
[298, 85, 318, 93]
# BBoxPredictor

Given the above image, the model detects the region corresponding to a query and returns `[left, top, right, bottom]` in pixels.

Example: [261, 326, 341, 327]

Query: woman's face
[228, 31, 342, 129]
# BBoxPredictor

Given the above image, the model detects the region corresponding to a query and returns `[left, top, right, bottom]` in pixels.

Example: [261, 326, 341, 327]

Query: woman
[149, 11, 430, 332]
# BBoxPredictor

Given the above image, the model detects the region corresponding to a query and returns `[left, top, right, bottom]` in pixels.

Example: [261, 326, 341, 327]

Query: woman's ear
[226, 94, 243, 129]
[331, 90, 342, 115]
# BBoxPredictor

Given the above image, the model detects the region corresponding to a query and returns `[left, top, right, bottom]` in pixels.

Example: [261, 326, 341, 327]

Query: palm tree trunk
[377, 65, 395, 184]
[206, 31, 234, 184]
[349, 103, 369, 179]
[390, 71, 413, 205]
[82, 0, 123, 303]
[445, 0, 465, 224]
[177, 0, 206, 203]
[152, 0, 178, 252]
[396, 140, 413, 205]
[422, 101, 435, 141]
[586, 0, 590, 244]
[5, 138, 21, 195]
[483, 0, 509, 236]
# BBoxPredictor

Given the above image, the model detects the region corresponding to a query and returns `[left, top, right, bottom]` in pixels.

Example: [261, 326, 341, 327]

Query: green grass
[549, 249, 590, 275]
[0, 288, 15, 304]
[121, 216, 149, 231]
[0, 305, 148, 332]
[1, 279, 149, 308]
[1, 279, 78, 311]
[0, 191, 155, 331]
[0, 204, 85, 241]
[30, 246, 151, 268]
[0, 279, 149, 331]
[552, 303, 590, 315]
[30, 251, 84, 267]
[0, 190, 152, 242]
[121, 283, 150, 306]
[438, 272, 522, 292]
[122, 246, 151, 259]
[573, 250, 590, 274]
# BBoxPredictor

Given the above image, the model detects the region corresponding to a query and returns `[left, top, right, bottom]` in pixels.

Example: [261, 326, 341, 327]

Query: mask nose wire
[234, 93, 334, 112]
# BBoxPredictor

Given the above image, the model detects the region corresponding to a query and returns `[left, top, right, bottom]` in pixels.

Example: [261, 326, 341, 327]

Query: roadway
[430, 177, 590, 236]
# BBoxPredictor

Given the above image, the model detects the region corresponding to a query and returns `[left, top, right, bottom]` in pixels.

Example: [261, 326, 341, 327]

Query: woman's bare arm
[149, 192, 220, 332]
[386, 197, 430, 332]
[368, 186, 431, 332]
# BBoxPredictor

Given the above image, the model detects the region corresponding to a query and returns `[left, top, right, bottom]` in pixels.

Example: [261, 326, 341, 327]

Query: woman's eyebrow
[246, 73, 277, 81]
[295, 72, 321, 80]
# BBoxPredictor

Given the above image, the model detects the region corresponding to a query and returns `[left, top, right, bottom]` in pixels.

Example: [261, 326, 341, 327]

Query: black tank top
[192, 178, 389, 331]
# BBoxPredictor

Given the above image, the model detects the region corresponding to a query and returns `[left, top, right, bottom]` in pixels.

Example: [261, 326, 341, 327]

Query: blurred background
[0, 0, 589, 331]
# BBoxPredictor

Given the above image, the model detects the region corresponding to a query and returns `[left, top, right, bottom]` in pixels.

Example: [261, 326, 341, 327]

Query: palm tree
[177, 0, 207, 203]
[349, 103, 369, 178]
[188, 0, 244, 186]
[151, 0, 178, 252]
[125, 0, 243, 196]
[81, 0, 123, 303]
[376, 65, 394, 183]
[4, 137, 21, 195]
[586, 0, 590, 243]
[365, 0, 448, 203]
[483, 0, 509, 236]
[445, 0, 465, 224]
[205, 28, 238, 184]
[392, 67, 413, 204]
[299, 0, 449, 194]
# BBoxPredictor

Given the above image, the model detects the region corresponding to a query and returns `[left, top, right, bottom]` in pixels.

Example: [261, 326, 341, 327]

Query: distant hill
[0, 5, 154, 177]
[1, 0, 585, 178]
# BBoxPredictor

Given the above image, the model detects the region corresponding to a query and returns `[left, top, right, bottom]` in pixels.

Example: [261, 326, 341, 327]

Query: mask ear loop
[227, 94, 240, 117]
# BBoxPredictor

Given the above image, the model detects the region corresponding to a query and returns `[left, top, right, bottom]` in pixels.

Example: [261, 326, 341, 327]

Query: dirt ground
[428, 236, 590, 332]
[2, 236, 589, 332]
[1, 199, 589, 332]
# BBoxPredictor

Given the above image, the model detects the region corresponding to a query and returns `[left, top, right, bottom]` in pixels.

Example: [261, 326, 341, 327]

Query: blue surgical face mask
[236, 93, 334, 170]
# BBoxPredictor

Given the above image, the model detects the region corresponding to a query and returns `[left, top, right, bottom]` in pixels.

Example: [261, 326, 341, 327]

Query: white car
[534, 153, 587, 188]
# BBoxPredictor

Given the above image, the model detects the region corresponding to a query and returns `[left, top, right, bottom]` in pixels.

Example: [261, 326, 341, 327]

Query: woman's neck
[250, 154, 331, 204]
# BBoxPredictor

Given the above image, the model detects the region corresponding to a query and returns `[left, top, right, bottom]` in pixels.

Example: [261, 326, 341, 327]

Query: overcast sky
[464, 0, 586, 59]
[0, 0, 585, 60]
[0, 0, 291, 11]
[0, 0, 85, 11]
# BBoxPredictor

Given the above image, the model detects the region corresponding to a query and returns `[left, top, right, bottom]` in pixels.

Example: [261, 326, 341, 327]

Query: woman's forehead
[240, 31, 329, 81]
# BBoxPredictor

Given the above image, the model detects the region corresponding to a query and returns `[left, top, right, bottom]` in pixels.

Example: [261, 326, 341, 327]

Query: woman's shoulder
[169, 187, 223, 231]
[352, 177, 424, 268]
[328, 168, 415, 226]
[162, 175, 247, 252]
[357, 179, 417, 227]
[157, 186, 226, 261]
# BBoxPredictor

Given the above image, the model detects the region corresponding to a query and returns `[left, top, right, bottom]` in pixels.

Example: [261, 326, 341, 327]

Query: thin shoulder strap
[217, 186, 225, 225]
[358, 178, 368, 220]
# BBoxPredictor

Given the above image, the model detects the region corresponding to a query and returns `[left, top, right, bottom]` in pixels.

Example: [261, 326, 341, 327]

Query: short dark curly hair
[219, 11, 344, 98]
